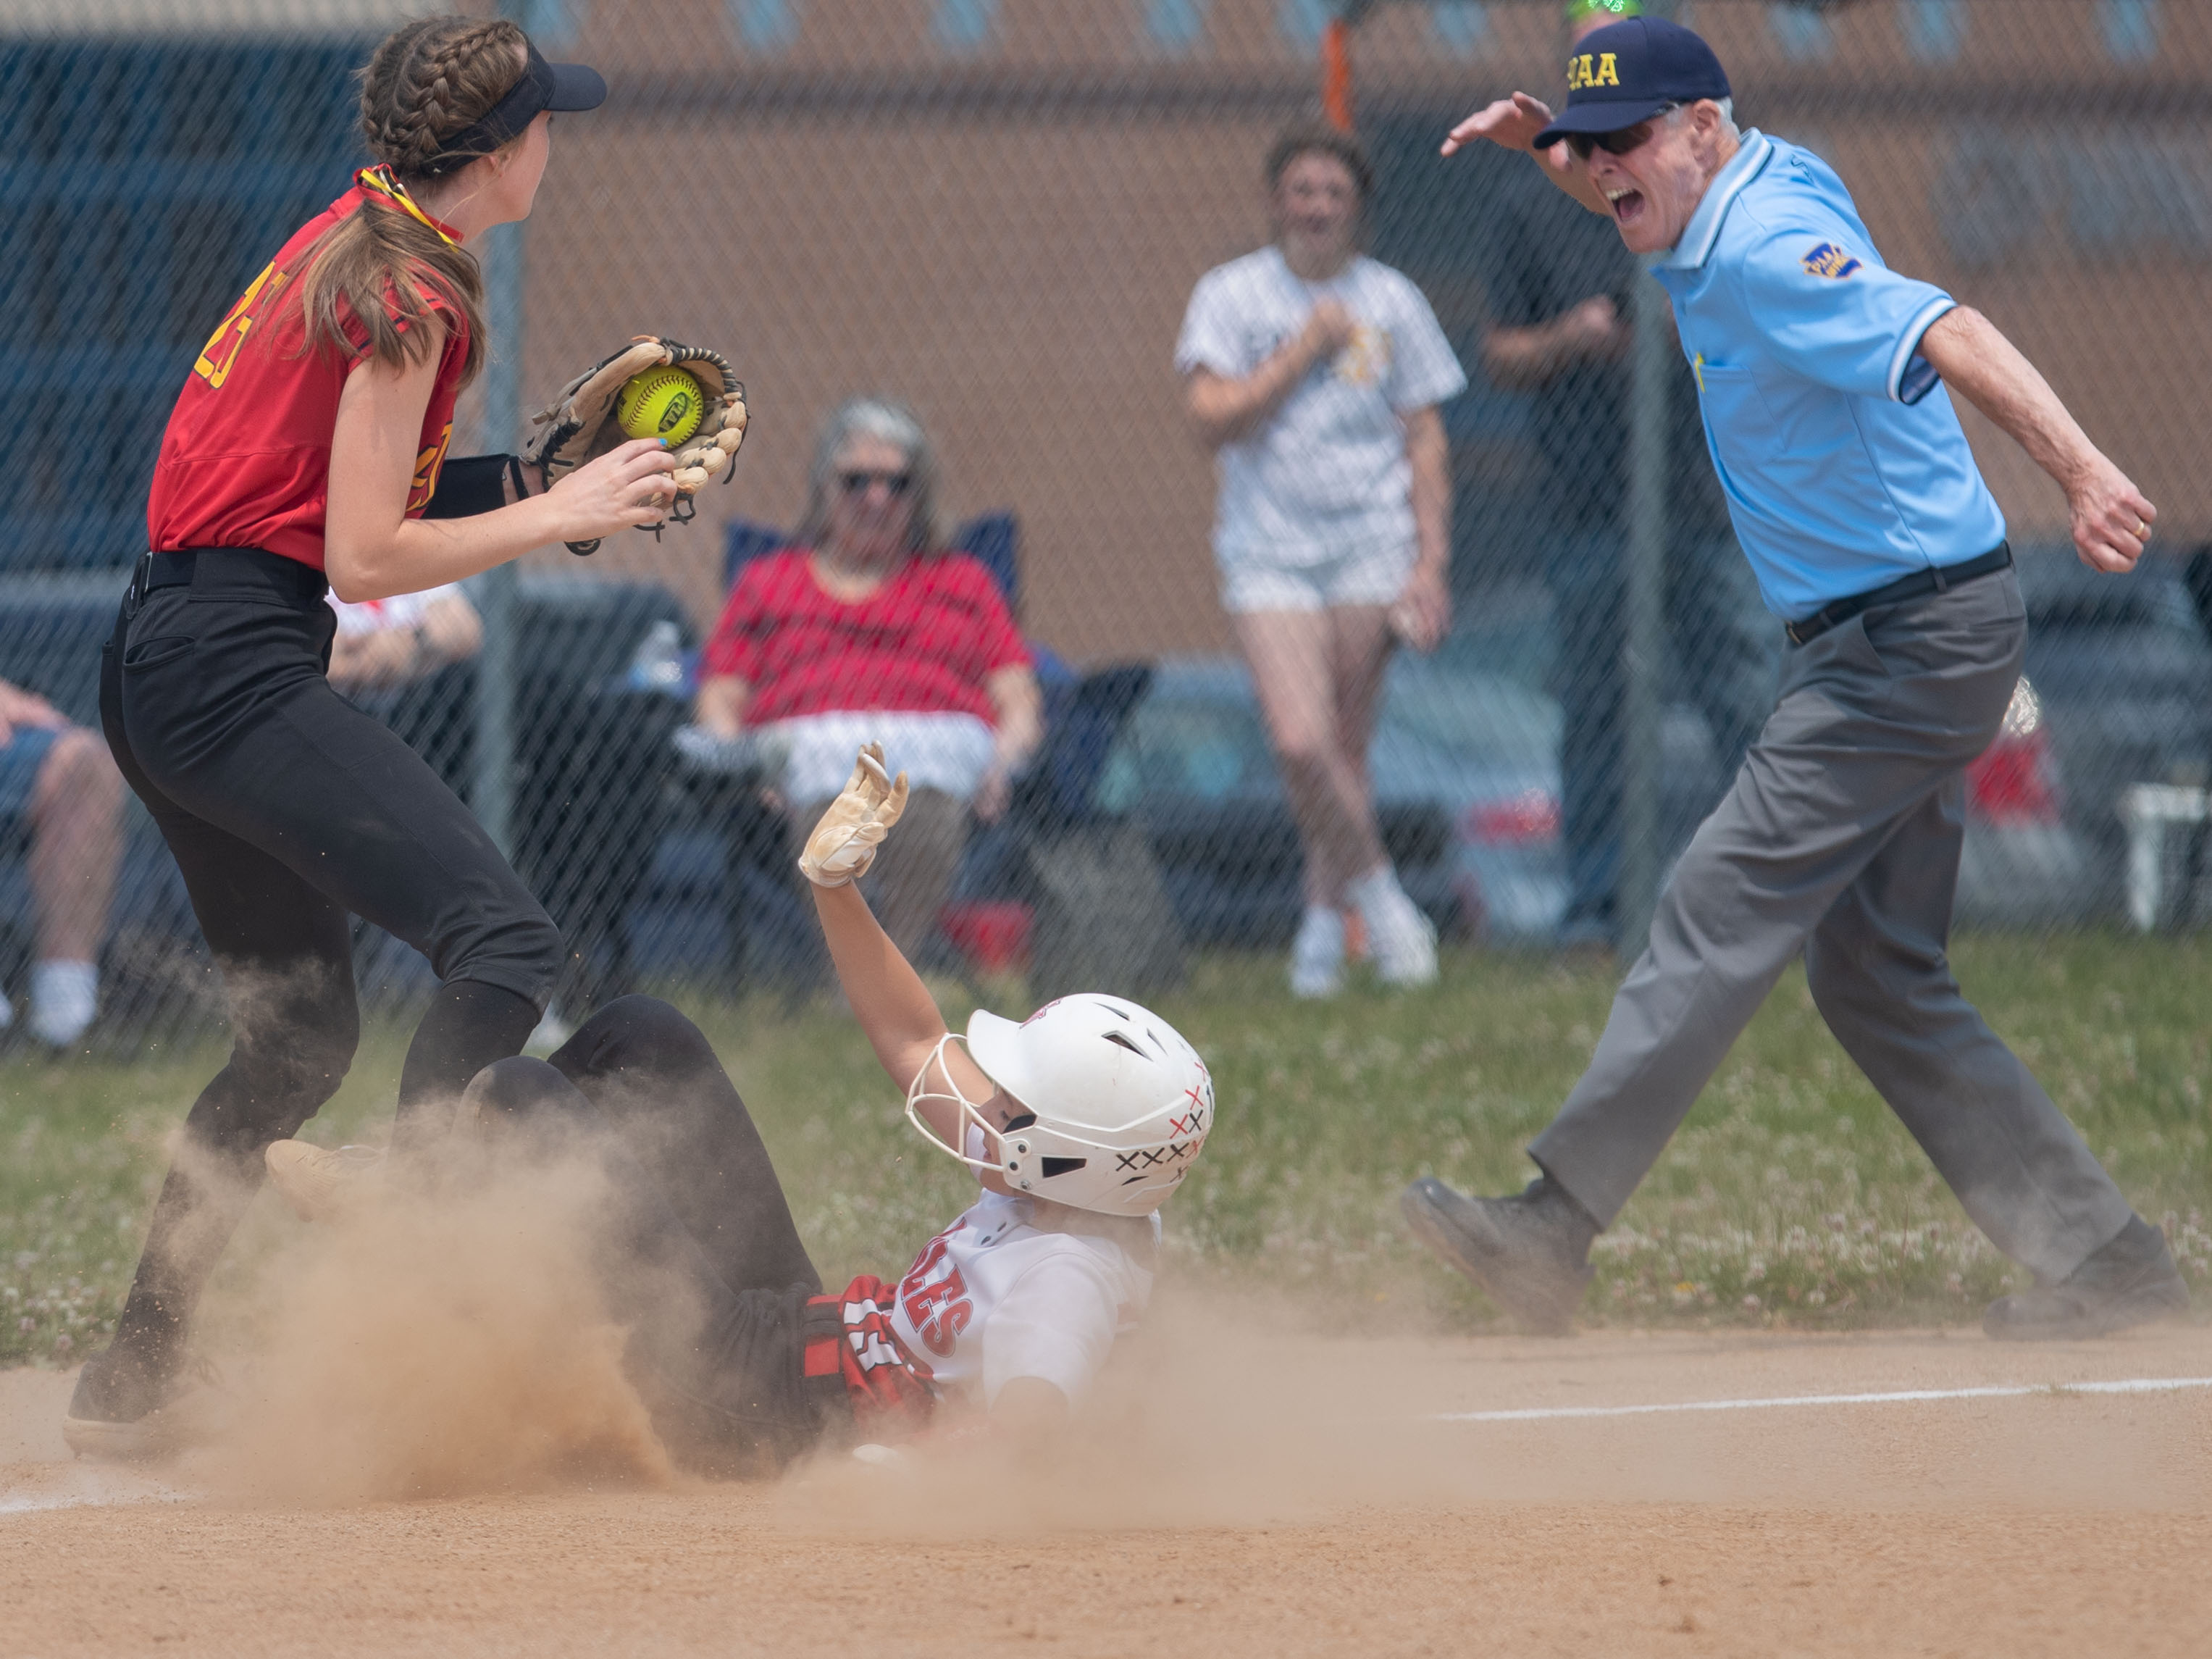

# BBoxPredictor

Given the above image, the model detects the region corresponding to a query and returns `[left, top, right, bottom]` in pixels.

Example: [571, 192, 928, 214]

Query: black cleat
[1983, 1216, 2190, 1341]
[61, 1344, 225, 1462]
[1402, 1175, 1596, 1336]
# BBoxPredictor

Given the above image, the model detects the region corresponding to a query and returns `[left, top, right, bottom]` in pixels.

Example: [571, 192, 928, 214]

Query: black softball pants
[466, 995, 826, 1473]
[99, 548, 564, 1376]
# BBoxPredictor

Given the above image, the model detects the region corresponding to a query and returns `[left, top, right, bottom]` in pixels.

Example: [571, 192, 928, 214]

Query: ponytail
[290, 14, 528, 386]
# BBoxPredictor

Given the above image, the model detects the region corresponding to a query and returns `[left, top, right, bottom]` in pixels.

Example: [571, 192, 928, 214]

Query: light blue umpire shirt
[1647, 130, 2008, 620]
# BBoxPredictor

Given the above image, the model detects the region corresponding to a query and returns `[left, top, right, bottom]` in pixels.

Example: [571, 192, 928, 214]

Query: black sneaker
[1983, 1216, 2190, 1341]
[61, 1344, 224, 1461]
[1402, 1175, 1596, 1335]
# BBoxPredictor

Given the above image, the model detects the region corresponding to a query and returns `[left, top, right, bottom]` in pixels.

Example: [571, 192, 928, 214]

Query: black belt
[134, 547, 329, 604]
[1784, 544, 2011, 647]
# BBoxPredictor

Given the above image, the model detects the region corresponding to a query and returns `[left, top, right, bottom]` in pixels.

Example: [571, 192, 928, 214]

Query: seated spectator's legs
[0, 725, 122, 1046]
[795, 785, 968, 961]
[1233, 607, 1391, 909]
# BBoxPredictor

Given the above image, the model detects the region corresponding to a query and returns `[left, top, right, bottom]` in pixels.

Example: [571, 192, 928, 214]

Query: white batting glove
[798, 743, 910, 888]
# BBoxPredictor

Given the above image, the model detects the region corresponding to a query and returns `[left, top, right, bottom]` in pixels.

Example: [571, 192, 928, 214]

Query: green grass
[6, 934, 2211, 1367]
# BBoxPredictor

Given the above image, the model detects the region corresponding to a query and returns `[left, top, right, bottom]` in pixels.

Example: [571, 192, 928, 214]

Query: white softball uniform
[887, 1188, 1159, 1408]
[1175, 246, 1465, 593]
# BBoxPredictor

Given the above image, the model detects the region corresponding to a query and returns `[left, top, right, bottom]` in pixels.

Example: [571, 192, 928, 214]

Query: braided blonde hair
[293, 15, 528, 383]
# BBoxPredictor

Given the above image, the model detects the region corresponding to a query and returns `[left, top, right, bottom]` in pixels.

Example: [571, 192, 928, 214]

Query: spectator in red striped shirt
[693, 398, 1042, 956]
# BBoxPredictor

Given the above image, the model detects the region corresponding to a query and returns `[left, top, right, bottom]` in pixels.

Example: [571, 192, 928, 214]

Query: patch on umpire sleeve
[1801, 241, 1864, 280]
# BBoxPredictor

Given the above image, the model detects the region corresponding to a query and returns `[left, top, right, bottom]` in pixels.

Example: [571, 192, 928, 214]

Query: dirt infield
[5, 1318, 2211, 1658]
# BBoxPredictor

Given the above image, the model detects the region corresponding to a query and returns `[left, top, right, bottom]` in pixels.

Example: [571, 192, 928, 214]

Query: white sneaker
[30, 959, 99, 1048]
[1354, 871, 1438, 988]
[264, 1140, 385, 1223]
[1289, 906, 1346, 999]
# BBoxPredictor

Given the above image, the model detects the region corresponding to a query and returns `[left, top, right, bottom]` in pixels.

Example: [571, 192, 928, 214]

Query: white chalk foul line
[1432, 1375, 2212, 1424]
[0, 1479, 192, 1517]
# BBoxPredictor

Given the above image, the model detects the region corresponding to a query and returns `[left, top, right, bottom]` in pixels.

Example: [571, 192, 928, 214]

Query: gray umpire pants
[1530, 566, 2134, 1284]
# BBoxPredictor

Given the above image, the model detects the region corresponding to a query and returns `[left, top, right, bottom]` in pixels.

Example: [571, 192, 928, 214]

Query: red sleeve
[328, 268, 463, 362]
[701, 563, 770, 682]
[390, 269, 465, 354]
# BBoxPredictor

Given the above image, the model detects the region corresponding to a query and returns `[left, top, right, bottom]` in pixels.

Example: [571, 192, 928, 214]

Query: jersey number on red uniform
[898, 1229, 974, 1358]
[194, 262, 289, 391]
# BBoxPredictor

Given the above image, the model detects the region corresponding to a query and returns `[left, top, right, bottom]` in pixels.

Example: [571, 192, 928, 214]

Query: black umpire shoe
[1982, 1215, 2190, 1341]
[62, 1343, 224, 1461]
[1402, 1175, 1599, 1336]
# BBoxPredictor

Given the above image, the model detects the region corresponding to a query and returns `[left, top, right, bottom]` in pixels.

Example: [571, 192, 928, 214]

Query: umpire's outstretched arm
[1917, 308, 2156, 574]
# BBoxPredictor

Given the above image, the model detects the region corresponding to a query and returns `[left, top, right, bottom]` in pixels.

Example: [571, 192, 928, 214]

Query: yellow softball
[614, 367, 705, 446]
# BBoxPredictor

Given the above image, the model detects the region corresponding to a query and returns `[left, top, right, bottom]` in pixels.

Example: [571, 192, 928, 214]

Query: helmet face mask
[904, 1032, 1021, 1179]
[902, 997, 1215, 1218]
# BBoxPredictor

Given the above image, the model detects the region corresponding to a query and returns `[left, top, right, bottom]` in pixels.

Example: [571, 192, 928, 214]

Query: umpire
[1405, 16, 2187, 1340]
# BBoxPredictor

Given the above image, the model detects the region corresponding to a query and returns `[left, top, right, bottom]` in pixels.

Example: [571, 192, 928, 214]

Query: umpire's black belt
[1783, 543, 2011, 648]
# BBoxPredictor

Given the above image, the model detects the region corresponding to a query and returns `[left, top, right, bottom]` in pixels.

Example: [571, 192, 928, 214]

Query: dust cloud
[772, 1284, 1493, 1537]
[769, 1287, 2212, 1537]
[167, 1143, 2212, 1524]
[188, 1145, 675, 1505]
[185, 1153, 1472, 1520]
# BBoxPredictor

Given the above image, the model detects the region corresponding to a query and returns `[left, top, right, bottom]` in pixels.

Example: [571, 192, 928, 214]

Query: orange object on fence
[1321, 16, 1356, 132]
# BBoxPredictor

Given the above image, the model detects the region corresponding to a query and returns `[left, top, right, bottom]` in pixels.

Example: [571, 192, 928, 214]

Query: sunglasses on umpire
[839, 469, 914, 497]
[1564, 104, 1679, 162]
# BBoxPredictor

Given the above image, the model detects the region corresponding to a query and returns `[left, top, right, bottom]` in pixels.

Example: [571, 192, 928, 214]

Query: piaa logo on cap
[1801, 242, 1863, 280]
[1565, 51, 1622, 91]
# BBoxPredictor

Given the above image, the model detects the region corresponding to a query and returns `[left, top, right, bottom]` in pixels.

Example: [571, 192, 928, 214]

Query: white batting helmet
[904, 994, 1215, 1217]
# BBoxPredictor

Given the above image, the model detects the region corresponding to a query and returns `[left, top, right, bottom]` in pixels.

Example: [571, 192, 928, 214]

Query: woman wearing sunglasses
[692, 397, 1041, 960]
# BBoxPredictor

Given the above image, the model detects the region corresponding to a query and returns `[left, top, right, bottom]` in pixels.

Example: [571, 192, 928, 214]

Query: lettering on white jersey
[887, 1194, 1155, 1403]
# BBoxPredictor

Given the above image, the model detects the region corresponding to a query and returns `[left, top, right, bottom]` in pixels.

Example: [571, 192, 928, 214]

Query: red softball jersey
[146, 183, 472, 571]
[701, 550, 1030, 726]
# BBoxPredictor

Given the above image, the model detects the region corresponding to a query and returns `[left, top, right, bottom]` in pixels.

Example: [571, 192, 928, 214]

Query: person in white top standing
[264, 744, 1214, 1468]
[1176, 123, 1467, 998]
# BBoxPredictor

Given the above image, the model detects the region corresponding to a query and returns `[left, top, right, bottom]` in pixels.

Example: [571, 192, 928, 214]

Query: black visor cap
[543, 51, 608, 114]
[419, 41, 606, 175]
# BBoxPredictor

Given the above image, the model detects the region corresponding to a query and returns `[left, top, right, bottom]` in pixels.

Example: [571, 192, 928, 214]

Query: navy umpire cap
[1533, 17, 1730, 146]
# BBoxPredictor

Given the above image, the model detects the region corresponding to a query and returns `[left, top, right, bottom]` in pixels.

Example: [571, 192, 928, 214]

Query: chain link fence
[0, 0, 2205, 1048]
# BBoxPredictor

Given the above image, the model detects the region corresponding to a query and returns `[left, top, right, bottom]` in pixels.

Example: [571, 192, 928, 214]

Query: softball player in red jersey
[66, 14, 679, 1459]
